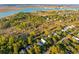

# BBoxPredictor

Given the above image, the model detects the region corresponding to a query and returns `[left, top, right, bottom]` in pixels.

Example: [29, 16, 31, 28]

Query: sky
[0, 0, 79, 4]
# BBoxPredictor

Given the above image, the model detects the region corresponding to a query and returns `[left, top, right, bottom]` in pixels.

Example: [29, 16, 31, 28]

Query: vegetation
[0, 10, 79, 54]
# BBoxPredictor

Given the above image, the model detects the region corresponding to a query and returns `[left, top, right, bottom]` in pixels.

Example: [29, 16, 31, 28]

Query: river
[0, 8, 79, 18]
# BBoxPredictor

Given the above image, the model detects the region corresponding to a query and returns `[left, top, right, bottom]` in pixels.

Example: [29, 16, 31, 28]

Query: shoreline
[1, 5, 79, 12]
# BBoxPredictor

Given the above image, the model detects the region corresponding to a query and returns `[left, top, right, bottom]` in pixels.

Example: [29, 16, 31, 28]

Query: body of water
[0, 8, 79, 18]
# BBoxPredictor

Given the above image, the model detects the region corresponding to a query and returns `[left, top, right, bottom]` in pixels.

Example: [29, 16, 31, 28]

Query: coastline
[1, 5, 79, 12]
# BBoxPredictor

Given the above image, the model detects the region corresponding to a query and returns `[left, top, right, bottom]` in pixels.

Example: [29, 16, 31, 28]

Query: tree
[2, 21, 11, 28]
[49, 46, 59, 54]
[8, 36, 14, 45]
[13, 43, 18, 54]
[27, 37, 32, 44]
[33, 44, 40, 53]
[0, 36, 6, 45]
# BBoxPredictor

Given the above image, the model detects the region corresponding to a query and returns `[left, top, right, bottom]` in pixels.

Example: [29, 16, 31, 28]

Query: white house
[41, 38, 46, 44]
[48, 35, 51, 37]
[72, 36, 79, 41]
[62, 25, 75, 32]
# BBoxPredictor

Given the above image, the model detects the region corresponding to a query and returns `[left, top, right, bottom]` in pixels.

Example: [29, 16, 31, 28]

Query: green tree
[13, 43, 18, 54]
[8, 36, 14, 45]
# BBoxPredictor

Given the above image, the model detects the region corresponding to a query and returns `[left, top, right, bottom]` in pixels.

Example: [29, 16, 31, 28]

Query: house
[37, 42, 44, 46]
[20, 49, 25, 54]
[48, 35, 51, 37]
[62, 25, 75, 32]
[52, 32, 57, 35]
[72, 36, 79, 41]
[41, 38, 46, 44]
[46, 18, 49, 21]
[26, 46, 31, 50]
